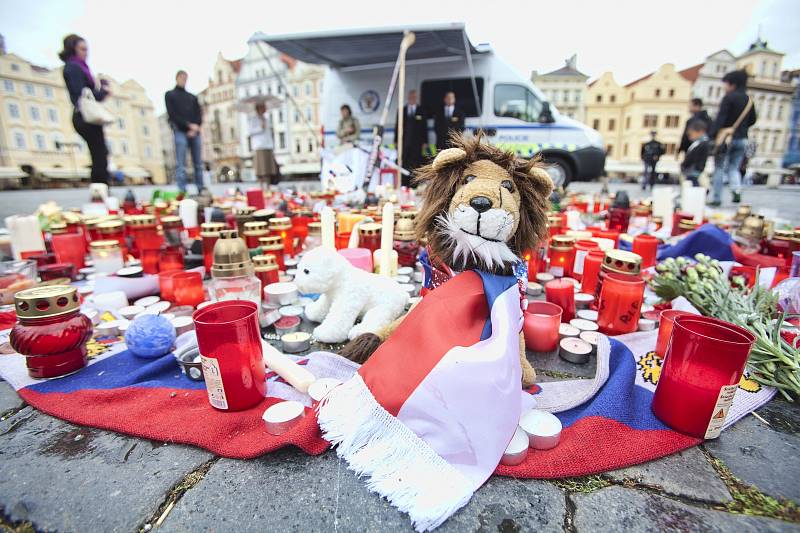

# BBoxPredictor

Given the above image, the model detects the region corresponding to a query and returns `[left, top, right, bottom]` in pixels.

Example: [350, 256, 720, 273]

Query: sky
[1, 0, 798, 114]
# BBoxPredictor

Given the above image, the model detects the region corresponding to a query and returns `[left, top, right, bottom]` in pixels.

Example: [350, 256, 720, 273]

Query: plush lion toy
[340, 132, 553, 386]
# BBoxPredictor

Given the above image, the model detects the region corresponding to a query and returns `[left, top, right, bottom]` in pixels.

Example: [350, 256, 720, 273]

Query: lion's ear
[431, 148, 467, 171]
[528, 166, 554, 197]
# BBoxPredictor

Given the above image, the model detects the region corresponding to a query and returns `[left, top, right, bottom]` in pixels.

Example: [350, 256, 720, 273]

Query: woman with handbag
[60, 34, 112, 186]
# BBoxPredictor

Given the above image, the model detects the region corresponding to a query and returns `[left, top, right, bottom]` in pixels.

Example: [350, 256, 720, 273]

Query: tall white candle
[321, 207, 335, 250]
[652, 186, 674, 228]
[379, 202, 394, 277]
[682, 186, 706, 223]
[179, 198, 199, 228]
[5, 215, 45, 259]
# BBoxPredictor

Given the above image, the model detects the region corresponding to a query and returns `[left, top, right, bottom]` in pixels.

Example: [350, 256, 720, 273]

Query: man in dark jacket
[394, 89, 427, 186]
[680, 119, 712, 187]
[708, 69, 757, 205]
[434, 91, 465, 151]
[678, 98, 712, 155]
[640, 131, 665, 190]
[165, 70, 203, 193]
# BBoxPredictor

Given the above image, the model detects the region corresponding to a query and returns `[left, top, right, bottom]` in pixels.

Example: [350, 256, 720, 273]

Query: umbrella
[235, 94, 282, 111]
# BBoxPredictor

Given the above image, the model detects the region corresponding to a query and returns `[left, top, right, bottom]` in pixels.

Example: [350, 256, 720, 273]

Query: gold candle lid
[252, 209, 276, 222]
[359, 223, 382, 236]
[678, 220, 699, 229]
[14, 285, 80, 319]
[128, 214, 157, 226]
[773, 229, 794, 241]
[243, 221, 269, 234]
[200, 222, 226, 237]
[253, 254, 279, 270]
[307, 222, 322, 236]
[97, 220, 124, 233]
[551, 235, 576, 249]
[394, 218, 416, 241]
[269, 217, 292, 231]
[259, 235, 283, 247]
[89, 239, 121, 250]
[63, 212, 82, 224]
[49, 223, 68, 235]
[160, 215, 182, 228]
[602, 249, 642, 275]
[234, 206, 256, 216]
[398, 210, 418, 220]
[211, 230, 253, 278]
[547, 215, 563, 227]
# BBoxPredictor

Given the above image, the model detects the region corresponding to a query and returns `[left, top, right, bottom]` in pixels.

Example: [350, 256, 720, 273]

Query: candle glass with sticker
[544, 278, 575, 322]
[10, 285, 93, 378]
[548, 235, 575, 278]
[596, 272, 645, 335]
[523, 301, 563, 352]
[269, 217, 294, 257]
[652, 316, 755, 439]
[571, 239, 599, 282]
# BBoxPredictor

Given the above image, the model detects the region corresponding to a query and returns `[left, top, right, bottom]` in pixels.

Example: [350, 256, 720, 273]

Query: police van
[253, 23, 605, 187]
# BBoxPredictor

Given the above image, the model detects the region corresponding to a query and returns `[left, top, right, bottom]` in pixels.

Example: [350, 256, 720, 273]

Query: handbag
[713, 97, 752, 154]
[78, 87, 114, 125]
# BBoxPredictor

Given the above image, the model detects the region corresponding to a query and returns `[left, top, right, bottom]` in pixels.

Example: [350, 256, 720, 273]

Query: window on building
[10, 64, 19, 72]
[294, 138, 301, 154]
[771, 134, 780, 152]
[625, 116, 631, 129]
[292, 85, 299, 97]
[668, 89, 675, 98]
[592, 118, 600, 130]
[143, 125, 149, 136]
[7, 102, 20, 119]
[44, 86, 53, 98]
[139, 107, 145, 116]
[33, 133, 46, 151]
[305, 82, 312, 96]
[574, 91, 581, 103]
[493, 83, 544, 122]
[278, 132, 286, 150]
[24, 83, 35, 96]
[665, 115, 680, 128]
[107, 140, 115, 154]
[117, 118, 125, 130]
[707, 86, 713, 98]
[655, 89, 661, 97]
[47, 108, 58, 123]
[715, 87, 721, 98]
[665, 143, 677, 155]
[51, 133, 64, 150]
[623, 143, 628, 157]
[606, 144, 613, 157]
[643, 114, 658, 128]
[3, 79, 14, 92]
[13, 130, 26, 149]
[765, 104, 772, 120]
[121, 140, 129, 155]
[293, 110, 300, 123]
[278, 110, 284, 123]
[306, 106, 312, 121]
[777, 103, 784, 120]
[307, 137, 314, 152]
[29, 105, 40, 121]
[230, 126, 235, 140]
[772, 63, 778, 79]
[760, 61, 766, 77]
[595, 94, 602, 103]
[145, 144, 153, 159]
[608, 118, 615, 131]
[610, 94, 616, 103]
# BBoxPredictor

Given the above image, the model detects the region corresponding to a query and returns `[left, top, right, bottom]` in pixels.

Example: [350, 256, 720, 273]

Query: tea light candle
[397, 266, 414, 276]
[536, 272, 555, 284]
[144, 300, 172, 315]
[168, 305, 195, 317]
[577, 309, 599, 322]
[92, 290, 129, 311]
[559, 323, 580, 338]
[638, 318, 656, 331]
[579, 330, 601, 354]
[570, 318, 599, 333]
[526, 282, 543, 297]
[96, 320, 121, 337]
[413, 270, 424, 283]
[172, 316, 195, 336]
[398, 283, 415, 295]
[500, 426, 529, 466]
[520, 409, 562, 450]
[116, 266, 143, 278]
[379, 202, 394, 277]
[264, 282, 299, 306]
[134, 296, 161, 308]
[559, 336, 593, 364]
[262, 303, 282, 327]
[274, 315, 301, 335]
[282, 331, 311, 353]
[308, 378, 342, 403]
[117, 320, 131, 334]
[119, 305, 144, 320]
[574, 293, 595, 309]
[262, 400, 305, 435]
[280, 305, 305, 318]
[393, 275, 411, 284]
[321, 207, 335, 250]
[262, 341, 315, 391]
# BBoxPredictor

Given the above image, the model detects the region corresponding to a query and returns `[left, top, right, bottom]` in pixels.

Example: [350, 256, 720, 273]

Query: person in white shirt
[249, 102, 280, 188]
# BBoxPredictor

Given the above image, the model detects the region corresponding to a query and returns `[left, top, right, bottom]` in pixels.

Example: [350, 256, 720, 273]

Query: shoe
[707, 200, 721, 207]
[732, 192, 741, 203]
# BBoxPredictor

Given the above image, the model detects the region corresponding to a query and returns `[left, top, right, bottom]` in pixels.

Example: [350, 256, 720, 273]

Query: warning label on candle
[704, 384, 738, 439]
[200, 355, 228, 410]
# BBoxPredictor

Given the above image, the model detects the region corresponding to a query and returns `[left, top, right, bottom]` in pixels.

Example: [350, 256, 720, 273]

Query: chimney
[0, 34, 6, 55]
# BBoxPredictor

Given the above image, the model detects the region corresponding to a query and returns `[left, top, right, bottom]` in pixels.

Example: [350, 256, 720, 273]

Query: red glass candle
[192, 300, 266, 411]
[50, 233, 86, 270]
[597, 272, 645, 335]
[159, 269, 183, 302]
[172, 271, 205, 307]
[594, 229, 620, 248]
[27, 253, 56, 267]
[572, 240, 600, 282]
[260, 244, 286, 271]
[269, 218, 294, 257]
[523, 301, 563, 352]
[548, 236, 575, 278]
[671, 211, 694, 236]
[547, 215, 563, 238]
[652, 316, 755, 438]
[200, 223, 225, 275]
[254, 257, 280, 299]
[394, 239, 419, 268]
[243, 221, 269, 249]
[97, 220, 127, 256]
[141, 248, 160, 274]
[38, 262, 75, 281]
[632, 234, 659, 269]
[579, 249, 606, 295]
[129, 215, 162, 256]
[160, 246, 185, 272]
[607, 207, 631, 233]
[10, 285, 92, 378]
[335, 232, 351, 250]
[246, 188, 266, 210]
[291, 211, 314, 243]
[545, 279, 575, 322]
[358, 223, 382, 254]
[655, 310, 694, 358]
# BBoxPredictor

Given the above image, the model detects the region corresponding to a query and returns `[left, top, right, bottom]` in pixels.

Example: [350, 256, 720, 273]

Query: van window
[420, 78, 484, 118]
[494, 84, 545, 123]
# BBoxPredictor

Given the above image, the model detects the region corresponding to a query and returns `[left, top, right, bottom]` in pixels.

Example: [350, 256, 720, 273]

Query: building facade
[198, 53, 242, 181]
[158, 112, 175, 182]
[690, 50, 737, 117]
[0, 48, 164, 184]
[531, 55, 589, 122]
[235, 42, 325, 178]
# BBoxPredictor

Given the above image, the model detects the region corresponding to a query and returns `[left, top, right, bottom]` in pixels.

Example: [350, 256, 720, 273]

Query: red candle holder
[200, 223, 225, 275]
[172, 271, 205, 307]
[594, 229, 620, 248]
[654, 310, 694, 358]
[96, 220, 127, 256]
[160, 246, 185, 272]
[632, 234, 659, 269]
[580, 249, 607, 295]
[652, 315, 755, 438]
[523, 301, 563, 352]
[192, 300, 266, 411]
[141, 248, 160, 274]
[269, 218, 294, 257]
[10, 285, 92, 378]
[548, 236, 575, 278]
[27, 253, 56, 267]
[159, 269, 183, 302]
[51, 233, 86, 270]
[246, 188, 266, 210]
[572, 239, 600, 282]
[545, 279, 575, 322]
[597, 272, 645, 335]
[607, 207, 631, 233]
[260, 243, 286, 271]
[358, 223, 382, 254]
[38, 262, 75, 281]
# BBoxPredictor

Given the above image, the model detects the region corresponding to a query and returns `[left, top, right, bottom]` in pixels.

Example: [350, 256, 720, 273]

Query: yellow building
[586, 64, 693, 176]
[0, 49, 164, 186]
[199, 53, 243, 181]
[531, 55, 589, 122]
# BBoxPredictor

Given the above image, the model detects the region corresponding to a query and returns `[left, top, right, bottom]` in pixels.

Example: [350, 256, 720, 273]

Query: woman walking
[60, 34, 111, 185]
[248, 102, 280, 188]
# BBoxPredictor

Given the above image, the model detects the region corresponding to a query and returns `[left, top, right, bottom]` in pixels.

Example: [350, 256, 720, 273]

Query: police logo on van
[358, 90, 380, 113]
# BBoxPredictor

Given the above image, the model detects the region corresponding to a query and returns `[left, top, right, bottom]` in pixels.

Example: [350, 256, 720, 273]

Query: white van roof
[249, 23, 488, 68]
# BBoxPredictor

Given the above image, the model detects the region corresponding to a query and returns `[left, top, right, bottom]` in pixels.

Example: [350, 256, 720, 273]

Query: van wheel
[544, 157, 572, 189]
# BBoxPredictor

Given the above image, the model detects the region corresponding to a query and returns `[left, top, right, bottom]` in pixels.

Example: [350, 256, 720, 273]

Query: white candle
[682, 186, 706, 223]
[5, 215, 45, 259]
[321, 207, 335, 250]
[652, 186, 674, 227]
[373, 249, 398, 276]
[179, 198, 199, 228]
[379, 202, 394, 277]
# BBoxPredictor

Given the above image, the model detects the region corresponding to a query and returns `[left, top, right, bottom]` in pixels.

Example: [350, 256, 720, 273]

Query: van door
[490, 83, 552, 157]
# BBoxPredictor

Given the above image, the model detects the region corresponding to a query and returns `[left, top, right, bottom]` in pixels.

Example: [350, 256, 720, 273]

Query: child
[680, 119, 712, 187]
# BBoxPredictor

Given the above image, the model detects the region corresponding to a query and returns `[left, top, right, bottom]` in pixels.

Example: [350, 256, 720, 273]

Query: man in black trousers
[434, 91, 465, 152]
[394, 89, 427, 186]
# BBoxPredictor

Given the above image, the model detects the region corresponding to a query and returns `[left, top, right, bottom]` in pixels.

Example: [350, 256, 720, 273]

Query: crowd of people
[641, 69, 757, 206]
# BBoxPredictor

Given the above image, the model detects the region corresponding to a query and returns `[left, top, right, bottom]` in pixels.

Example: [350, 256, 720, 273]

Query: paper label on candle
[573, 250, 588, 275]
[549, 266, 564, 277]
[200, 355, 228, 410]
[704, 384, 738, 439]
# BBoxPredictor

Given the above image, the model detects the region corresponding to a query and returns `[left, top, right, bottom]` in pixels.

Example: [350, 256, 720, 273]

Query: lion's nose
[469, 196, 492, 213]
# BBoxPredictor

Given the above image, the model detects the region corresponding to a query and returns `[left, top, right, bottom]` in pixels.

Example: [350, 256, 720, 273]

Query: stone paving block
[606, 446, 731, 504]
[574, 486, 797, 532]
[528, 348, 596, 379]
[756, 399, 800, 436]
[0, 408, 213, 532]
[161, 448, 565, 533]
[706, 414, 800, 503]
[0, 380, 24, 415]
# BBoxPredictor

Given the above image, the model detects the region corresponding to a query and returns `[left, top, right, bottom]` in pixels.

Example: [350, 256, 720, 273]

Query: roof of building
[740, 37, 783, 58]
[678, 63, 703, 82]
[624, 72, 651, 88]
[228, 58, 242, 73]
[541, 64, 589, 79]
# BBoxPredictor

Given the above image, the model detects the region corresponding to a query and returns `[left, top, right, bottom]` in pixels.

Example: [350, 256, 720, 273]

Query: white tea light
[536, 272, 555, 284]
[559, 323, 580, 338]
[559, 337, 593, 364]
[638, 318, 656, 331]
[264, 282, 299, 306]
[520, 409, 562, 450]
[172, 316, 195, 337]
[579, 330, 601, 353]
[134, 296, 161, 308]
[526, 282, 543, 297]
[119, 305, 144, 320]
[574, 293, 595, 309]
[262, 401, 305, 436]
[570, 318, 599, 332]
[397, 266, 413, 276]
[577, 309, 599, 322]
[500, 426, 529, 466]
[281, 331, 311, 353]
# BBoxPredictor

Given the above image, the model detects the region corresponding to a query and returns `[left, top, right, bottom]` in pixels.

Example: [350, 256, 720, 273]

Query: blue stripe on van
[322, 123, 582, 135]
